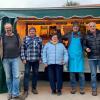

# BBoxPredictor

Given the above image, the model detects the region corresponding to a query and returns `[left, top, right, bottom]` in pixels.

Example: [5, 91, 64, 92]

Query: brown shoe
[7, 94, 12, 100]
[12, 95, 24, 100]
[32, 89, 38, 94]
[92, 91, 97, 96]
[80, 89, 85, 95]
[21, 91, 28, 99]
[70, 88, 76, 94]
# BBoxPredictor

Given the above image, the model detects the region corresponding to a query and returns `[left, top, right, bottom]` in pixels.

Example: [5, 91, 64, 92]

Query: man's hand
[61, 61, 65, 65]
[44, 64, 48, 68]
[22, 60, 26, 64]
[86, 48, 91, 52]
[39, 58, 42, 64]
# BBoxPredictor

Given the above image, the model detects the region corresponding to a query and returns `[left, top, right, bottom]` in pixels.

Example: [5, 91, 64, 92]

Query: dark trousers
[48, 64, 63, 91]
[24, 61, 39, 91]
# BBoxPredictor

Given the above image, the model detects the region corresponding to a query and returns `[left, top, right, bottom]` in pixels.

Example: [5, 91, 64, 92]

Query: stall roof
[0, 7, 100, 19]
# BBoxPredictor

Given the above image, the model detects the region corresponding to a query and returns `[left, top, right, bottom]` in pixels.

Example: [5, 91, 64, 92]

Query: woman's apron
[68, 32, 84, 72]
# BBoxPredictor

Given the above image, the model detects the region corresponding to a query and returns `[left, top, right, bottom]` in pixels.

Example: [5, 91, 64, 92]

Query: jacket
[42, 41, 68, 65]
[84, 29, 100, 59]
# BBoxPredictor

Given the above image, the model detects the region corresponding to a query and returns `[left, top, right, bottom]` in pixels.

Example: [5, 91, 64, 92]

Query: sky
[0, 0, 100, 8]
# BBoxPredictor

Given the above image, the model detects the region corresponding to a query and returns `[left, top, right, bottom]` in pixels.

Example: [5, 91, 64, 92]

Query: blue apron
[68, 32, 84, 72]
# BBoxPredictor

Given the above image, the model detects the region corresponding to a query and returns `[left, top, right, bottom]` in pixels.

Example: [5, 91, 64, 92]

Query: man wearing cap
[84, 22, 100, 96]
[63, 22, 85, 94]
[21, 27, 42, 98]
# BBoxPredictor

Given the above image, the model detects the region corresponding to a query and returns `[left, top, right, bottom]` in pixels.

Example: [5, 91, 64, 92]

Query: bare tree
[64, 0, 80, 7]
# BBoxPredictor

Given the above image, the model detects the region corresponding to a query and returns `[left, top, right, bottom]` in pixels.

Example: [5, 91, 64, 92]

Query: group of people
[0, 21, 100, 100]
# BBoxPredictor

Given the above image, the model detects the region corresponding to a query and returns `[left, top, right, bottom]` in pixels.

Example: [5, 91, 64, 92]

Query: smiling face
[4, 23, 13, 35]
[88, 22, 96, 33]
[72, 25, 79, 33]
[51, 35, 58, 43]
[29, 28, 36, 38]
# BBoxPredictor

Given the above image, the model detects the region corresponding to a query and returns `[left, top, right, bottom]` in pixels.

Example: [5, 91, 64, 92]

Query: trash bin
[0, 58, 7, 93]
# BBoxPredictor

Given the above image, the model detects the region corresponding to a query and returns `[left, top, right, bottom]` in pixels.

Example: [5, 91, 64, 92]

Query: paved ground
[0, 81, 100, 100]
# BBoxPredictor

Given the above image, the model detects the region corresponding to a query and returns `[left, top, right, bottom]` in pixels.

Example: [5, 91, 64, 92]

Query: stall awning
[0, 7, 100, 19]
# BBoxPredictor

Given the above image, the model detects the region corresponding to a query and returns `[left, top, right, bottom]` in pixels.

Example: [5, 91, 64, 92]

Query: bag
[0, 58, 7, 93]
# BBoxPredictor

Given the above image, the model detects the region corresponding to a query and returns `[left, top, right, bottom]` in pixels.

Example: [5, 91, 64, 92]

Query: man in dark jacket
[84, 22, 100, 96]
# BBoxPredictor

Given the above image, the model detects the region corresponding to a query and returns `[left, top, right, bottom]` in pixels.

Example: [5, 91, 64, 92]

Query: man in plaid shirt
[21, 27, 42, 98]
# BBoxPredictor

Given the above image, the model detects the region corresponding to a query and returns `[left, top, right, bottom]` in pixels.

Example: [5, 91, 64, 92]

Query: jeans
[88, 59, 100, 91]
[48, 64, 63, 91]
[70, 72, 85, 90]
[24, 61, 39, 91]
[3, 58, 20, 97]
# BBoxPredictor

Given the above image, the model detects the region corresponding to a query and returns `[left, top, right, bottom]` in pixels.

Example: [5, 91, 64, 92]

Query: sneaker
[52, 90, 56, 94]
[80, 89, 85, 95]
[92, 91, 97, 96]
[7, 94, 12, 100]
[12, 95, 24, 100]
[70, 88, 76, 94]
[22, 91, 28, 99]
[57, 90, 62, 96]
[32, 89, 38, 94]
